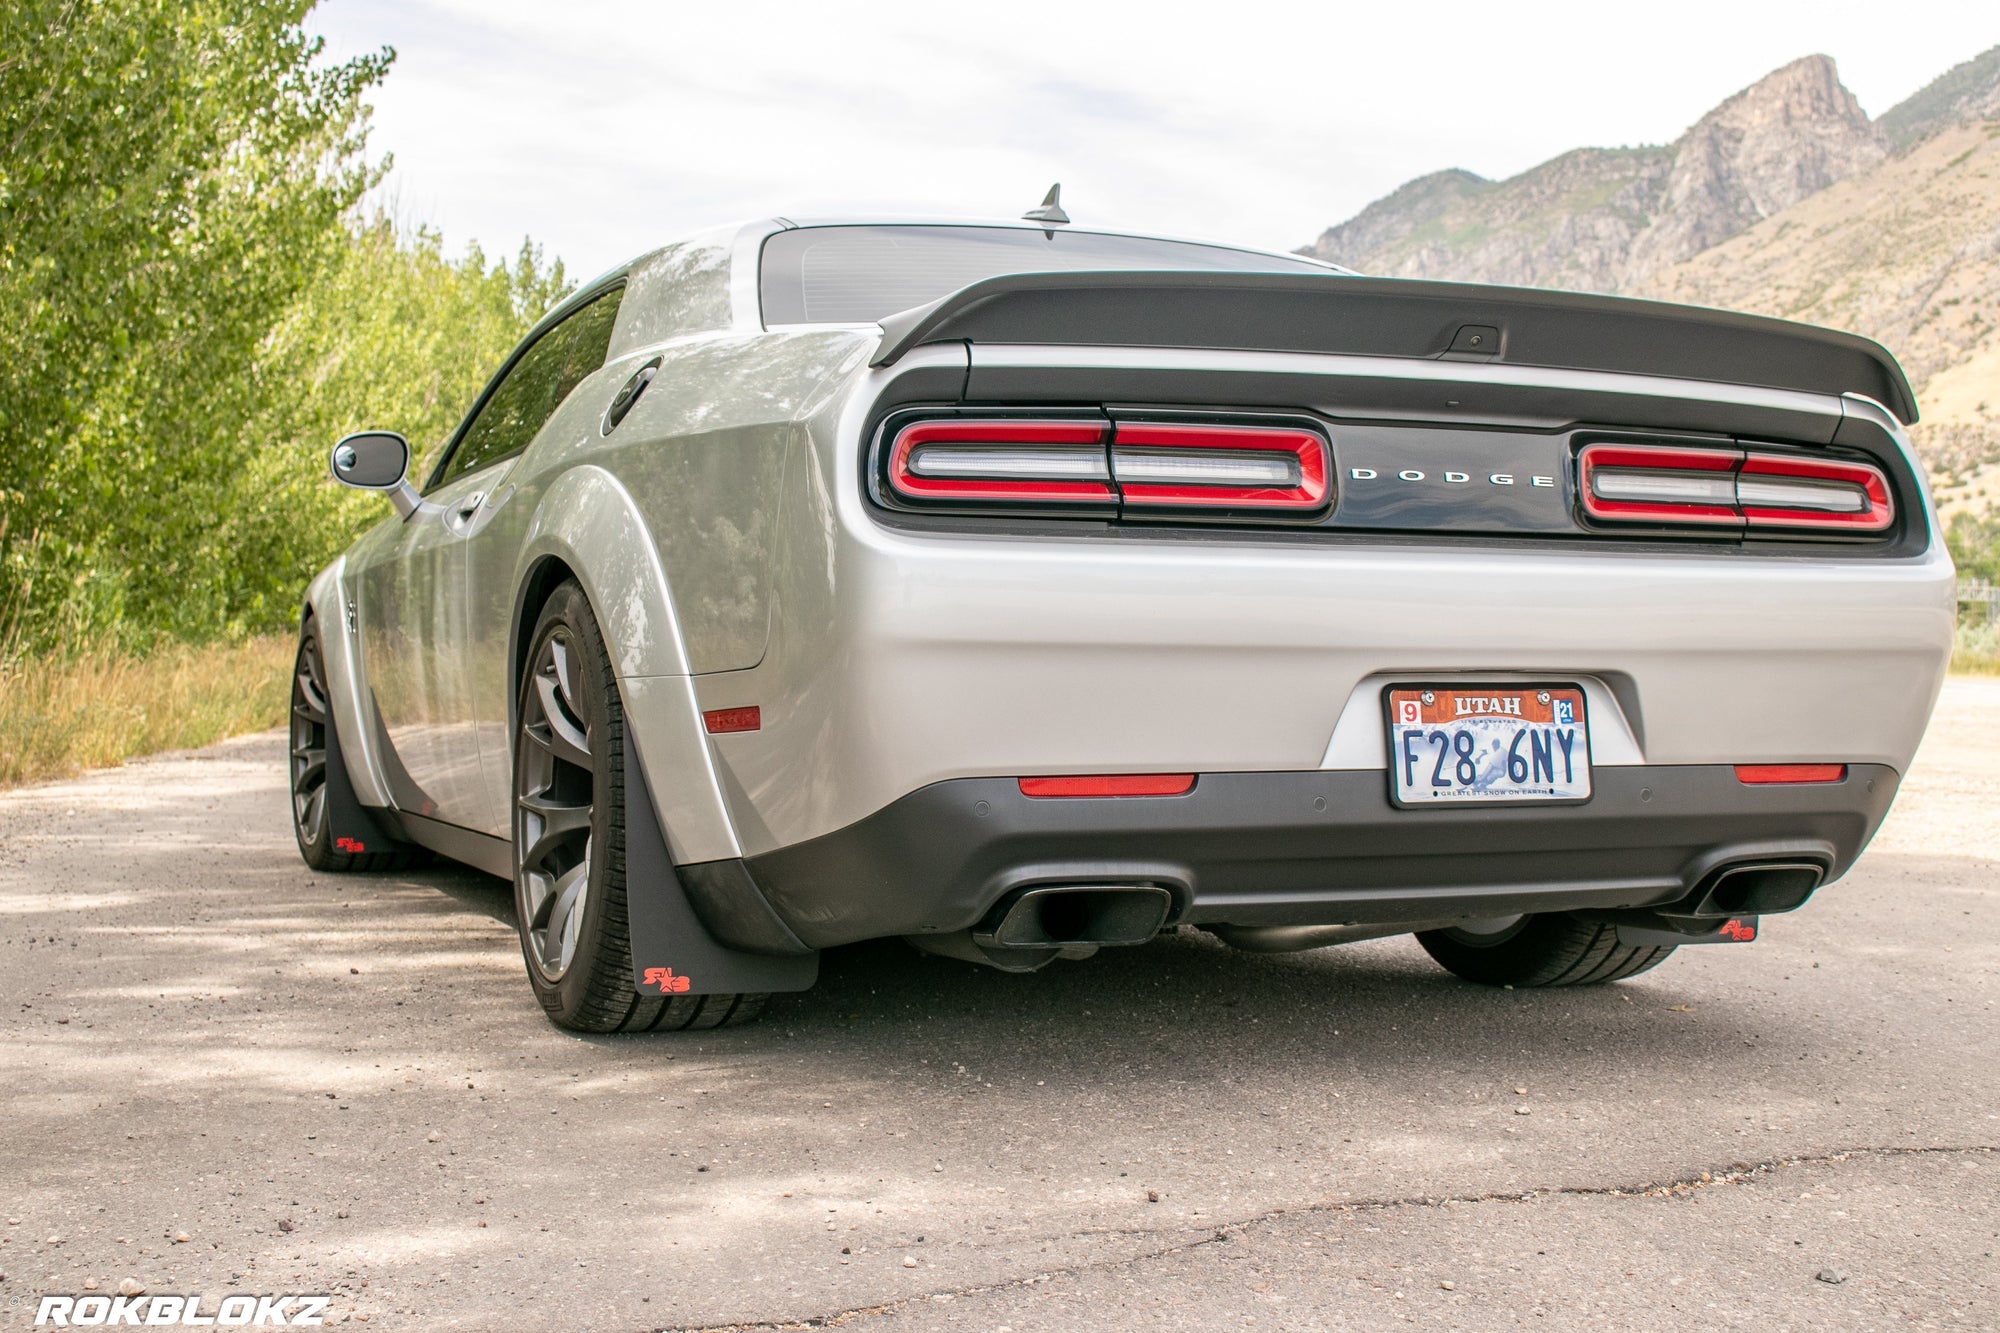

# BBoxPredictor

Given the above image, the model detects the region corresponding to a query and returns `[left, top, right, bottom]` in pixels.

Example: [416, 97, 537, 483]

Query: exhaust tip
[977, 885, 1173, 951]
[1693, 861, 1824, 917]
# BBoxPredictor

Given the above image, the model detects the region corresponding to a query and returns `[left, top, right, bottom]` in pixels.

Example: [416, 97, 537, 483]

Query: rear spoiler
[869, 270, 1918, 425]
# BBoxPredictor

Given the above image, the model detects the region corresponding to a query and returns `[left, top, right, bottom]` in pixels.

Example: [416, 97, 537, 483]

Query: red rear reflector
[1734, 763, 1846, 785]
[1018, 774, 1196, 798]
[703, 706, 761, 734]
[1111, 422, 1331, 512]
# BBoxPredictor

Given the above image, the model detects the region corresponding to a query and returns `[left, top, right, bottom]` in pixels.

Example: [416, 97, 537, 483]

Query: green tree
[216, 218, 569, 633]
[1947, 511, 2000, 585]
[0, 0, 389, 645]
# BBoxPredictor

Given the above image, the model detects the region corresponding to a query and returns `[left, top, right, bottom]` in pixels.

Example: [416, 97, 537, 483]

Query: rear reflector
[1579, 442, 1892, 534]
[1734, 763, 1846, 784]
[1112, 422, 1330, 512]
[1018, 774, 1196, 798]
[888, 419, 1113, 504]
[702, 706, 761, 734]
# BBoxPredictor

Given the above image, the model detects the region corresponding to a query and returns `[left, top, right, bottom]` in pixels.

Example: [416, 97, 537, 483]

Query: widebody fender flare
[302, 555, 393, 810]
[511, 464, 741, 866]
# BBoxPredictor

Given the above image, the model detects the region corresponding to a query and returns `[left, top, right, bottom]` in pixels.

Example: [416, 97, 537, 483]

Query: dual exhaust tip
[912, 860, 1829, 972]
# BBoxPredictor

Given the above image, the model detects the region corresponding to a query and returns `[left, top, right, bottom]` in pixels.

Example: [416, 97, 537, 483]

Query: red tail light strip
[885, 418, 1332, 516]
[1734, 764, 1847, 785]
[1579, 442, 1893, 534]
[1019, 774, 1197, 798]
[1578, 444, 1742, 526]
[1111, 423, 1331, 511]
[888, 419, 1113, 504]
[1737, 454, 1892, 531]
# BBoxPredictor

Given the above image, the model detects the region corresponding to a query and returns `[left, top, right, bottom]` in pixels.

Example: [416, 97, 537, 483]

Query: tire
[1416, 913, 1677, 987]
[290, 619, 426, 873]
[511, 580, 768, 1034]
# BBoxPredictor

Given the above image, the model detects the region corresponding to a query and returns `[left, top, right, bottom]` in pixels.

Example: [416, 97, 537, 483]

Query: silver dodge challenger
[294, 205, 1955, 1032]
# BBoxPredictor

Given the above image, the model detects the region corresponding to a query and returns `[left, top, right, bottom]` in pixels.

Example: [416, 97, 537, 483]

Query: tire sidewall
[291, 624, 335, 868]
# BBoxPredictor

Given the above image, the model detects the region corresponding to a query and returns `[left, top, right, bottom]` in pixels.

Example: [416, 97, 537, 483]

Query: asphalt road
[2, 680, 1995, 1332]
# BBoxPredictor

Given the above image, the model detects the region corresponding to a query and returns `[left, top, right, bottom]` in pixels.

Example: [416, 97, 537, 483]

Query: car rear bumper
[686, 762, 1900, 950]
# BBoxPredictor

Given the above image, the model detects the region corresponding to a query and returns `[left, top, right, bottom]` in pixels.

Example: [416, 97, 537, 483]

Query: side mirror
[331, 432, 421, 519]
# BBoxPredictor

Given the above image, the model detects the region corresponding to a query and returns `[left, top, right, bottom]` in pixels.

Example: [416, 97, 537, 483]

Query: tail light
[1579, 442, 1892, 535]
[883, 416, 1332, 520]
[1736, 454, 1892, 532]
[1111, 423, 1331, 513]
[887, 419, 1113, 506]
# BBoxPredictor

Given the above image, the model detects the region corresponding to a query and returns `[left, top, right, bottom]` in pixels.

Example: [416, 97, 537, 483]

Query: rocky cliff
[1303, 55, 1885, 291]
[1301, 46, 2000, 482]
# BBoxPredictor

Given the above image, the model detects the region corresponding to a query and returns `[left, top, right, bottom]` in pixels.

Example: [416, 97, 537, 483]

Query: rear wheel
[1417, 913, 1676, 987]
[512, 580, 767, 1033]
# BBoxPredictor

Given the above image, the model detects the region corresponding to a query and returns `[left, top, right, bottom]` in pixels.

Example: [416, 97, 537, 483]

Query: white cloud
[311, 0, 2000, 276]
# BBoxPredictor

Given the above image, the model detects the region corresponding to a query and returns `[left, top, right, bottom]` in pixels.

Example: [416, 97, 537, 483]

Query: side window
[434, 286, 624, 487]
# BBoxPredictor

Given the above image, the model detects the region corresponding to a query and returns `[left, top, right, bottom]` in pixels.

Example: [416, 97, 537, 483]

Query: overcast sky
[309, 0, 1999, 280]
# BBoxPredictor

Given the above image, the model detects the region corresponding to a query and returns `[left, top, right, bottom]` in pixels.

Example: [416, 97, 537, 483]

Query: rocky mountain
[1304, 55, 1885, 290]
[1302, 46, 2000, 483]
[1633, 118, 2000, 480]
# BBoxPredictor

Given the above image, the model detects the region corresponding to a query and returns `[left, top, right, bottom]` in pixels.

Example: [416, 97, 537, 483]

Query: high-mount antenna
[1022, 183, 1070, 226]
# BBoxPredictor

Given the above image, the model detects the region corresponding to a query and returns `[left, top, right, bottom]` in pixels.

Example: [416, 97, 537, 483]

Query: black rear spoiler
[869, 271, 1917, 424]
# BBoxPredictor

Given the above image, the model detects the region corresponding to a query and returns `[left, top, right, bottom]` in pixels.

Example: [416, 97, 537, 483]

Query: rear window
[759, 224, 1329, 325]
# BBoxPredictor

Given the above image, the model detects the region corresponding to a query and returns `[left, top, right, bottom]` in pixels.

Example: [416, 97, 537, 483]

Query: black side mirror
[331, 432, 420, 518]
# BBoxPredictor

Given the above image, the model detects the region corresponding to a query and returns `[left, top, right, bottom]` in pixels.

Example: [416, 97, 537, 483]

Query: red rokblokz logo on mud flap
[35, 1292, 331, 1325]
[642, 966, 692, 994]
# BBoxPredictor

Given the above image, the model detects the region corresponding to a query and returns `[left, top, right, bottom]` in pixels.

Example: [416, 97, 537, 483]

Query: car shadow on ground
[553, 920, 1775, 1100]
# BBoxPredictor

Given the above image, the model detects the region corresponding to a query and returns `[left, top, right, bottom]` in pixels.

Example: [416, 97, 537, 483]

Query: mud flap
[322, 704, 404, 858]
[1615, 916, 1760, 948]
[622, 732, 819, 997]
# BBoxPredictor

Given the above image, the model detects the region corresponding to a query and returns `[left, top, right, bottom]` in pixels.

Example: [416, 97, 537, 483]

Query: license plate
[1385, 684, 1591, 806]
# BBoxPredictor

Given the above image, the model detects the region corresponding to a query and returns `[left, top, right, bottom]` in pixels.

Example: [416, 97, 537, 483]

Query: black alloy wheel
[290, 628, 334, 862]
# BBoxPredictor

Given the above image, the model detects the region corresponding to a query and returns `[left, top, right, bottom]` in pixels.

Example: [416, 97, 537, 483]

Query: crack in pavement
[663, 1143, 1996, 1333]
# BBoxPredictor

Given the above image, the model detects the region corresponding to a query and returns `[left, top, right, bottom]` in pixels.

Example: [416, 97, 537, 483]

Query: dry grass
[1955, 618, 2000, 675]
[0, 635, 293, 789]
[0, 622, 1990, 791]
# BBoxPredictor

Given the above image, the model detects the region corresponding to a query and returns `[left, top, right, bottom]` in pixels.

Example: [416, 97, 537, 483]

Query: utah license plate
[1386, 684, 1591, 806]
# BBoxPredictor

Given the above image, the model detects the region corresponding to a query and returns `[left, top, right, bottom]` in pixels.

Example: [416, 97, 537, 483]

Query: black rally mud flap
[1614, 916, 1761, 948]
[321, 702, 405, 858]
[622, 732, 818, 998]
